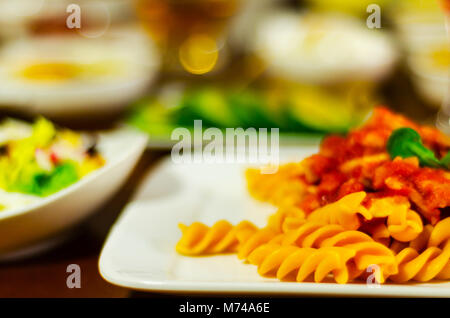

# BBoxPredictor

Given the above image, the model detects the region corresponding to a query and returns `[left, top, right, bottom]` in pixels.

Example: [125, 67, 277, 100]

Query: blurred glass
[135, 0, 240, 74]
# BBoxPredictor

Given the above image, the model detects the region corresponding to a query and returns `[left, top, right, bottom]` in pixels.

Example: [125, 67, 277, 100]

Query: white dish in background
[99, 150, 450, 297]
[0, 126, 147, 260]
[0, 27, 159, 117]
[406, 44, 449, 108]
[252, 12, 398, 84]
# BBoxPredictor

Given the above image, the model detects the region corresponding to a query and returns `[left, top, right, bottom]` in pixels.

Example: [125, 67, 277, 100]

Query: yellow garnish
[78, 156, 105, 177]
[431, 46, 450, 68]
[58, 130, 82, 148]
[18, 61, 121, 82]
[19, 62, 82, 82]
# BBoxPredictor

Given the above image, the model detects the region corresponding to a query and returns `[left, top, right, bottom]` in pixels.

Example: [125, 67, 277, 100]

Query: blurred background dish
[0, 0, 445, 130]
[250, 11, 398, 84]
[0, 0, 160, 119]
[126, 3, 401, 146]
[0, 27, 159, 118]
[392, 0, 449, 108]
[126, 79, 375, 147]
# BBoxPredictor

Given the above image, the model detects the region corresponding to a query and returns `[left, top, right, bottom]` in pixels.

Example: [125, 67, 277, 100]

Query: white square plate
[99, 148, 450, 297]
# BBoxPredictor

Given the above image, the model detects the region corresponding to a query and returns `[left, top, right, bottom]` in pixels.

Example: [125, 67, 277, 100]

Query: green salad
[0, 118, 104, 199]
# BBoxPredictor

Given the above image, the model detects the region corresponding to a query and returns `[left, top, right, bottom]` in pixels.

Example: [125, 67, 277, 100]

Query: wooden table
[0, 150, 168, 298]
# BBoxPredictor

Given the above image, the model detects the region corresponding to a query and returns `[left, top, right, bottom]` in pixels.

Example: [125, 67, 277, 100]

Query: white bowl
[0, 126, 148, 260]
[0, 28, 160, 117]
[251, 12, 398, 84]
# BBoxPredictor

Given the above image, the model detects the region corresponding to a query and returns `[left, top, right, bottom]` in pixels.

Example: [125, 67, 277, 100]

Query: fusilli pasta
[247, 244, 357, 284]
[176, 220, 258, 255]
[390, 218, 450, 282]
[175, 203, 448, 284]
[306, 191, 371, 230]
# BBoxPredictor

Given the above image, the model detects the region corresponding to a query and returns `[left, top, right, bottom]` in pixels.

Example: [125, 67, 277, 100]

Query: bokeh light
[178, 34, 219, 75]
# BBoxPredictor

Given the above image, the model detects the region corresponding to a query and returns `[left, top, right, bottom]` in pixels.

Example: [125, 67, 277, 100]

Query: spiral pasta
[364, 222, 391, 246]
[266, 205, 306, 233]
[304, 192, 423, 243]
[362, 213, 423, 246]
[306, 191, 371, 230]
[237, 227, 282, 260]
[176, 220, 258, 255]
[389, 224, 433, 254]
[366, 196, 424, 242]
[281, 222, 372, 248]
[366, 196, 408, 218]
[247, 244, 357, 284]
[238, 206, 305, 259]
[387, 208, 423, 242]
[279, 222, 398, 281]
[246, 163, 308, 207]
[175, 195, 448, 284]
[390, 218, 450, 283]
[176, 206, 305, 259]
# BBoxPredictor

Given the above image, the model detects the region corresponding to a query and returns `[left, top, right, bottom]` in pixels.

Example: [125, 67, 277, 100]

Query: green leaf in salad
[33, 162, 79, 196]
[440, 151, 450, 169]
[11, 161, 79, 197]
[386, 127, 443, 168]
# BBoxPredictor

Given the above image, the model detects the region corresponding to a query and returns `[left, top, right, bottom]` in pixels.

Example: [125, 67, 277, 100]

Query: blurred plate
[99, 151, 450, 297]
[0, 126, 147, 260]
[0, 27, 159, 117]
